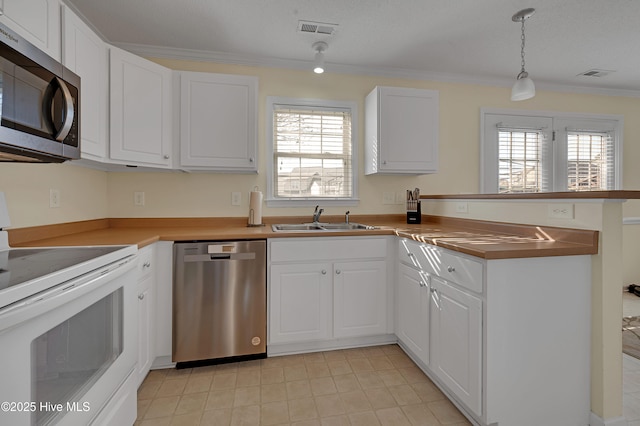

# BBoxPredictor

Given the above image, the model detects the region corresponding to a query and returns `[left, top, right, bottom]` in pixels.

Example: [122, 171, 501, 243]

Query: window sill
[266, 198, 360, 208]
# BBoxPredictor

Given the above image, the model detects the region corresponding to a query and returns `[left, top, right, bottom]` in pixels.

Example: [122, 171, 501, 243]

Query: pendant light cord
[520, 19, 527, 74]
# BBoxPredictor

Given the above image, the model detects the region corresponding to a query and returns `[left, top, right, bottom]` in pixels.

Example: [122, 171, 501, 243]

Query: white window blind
[497, 127, 547, 193]
[272, 105, 353, 199]
[567, 130, 615, 191]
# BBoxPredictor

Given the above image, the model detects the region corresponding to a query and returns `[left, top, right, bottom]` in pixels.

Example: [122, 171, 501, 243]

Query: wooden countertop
[7, 214, 598, 260]
[420, 190, 640, 200]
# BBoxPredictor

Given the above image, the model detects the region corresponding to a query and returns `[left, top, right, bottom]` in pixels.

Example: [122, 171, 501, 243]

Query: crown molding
[113, 42, 640, 99]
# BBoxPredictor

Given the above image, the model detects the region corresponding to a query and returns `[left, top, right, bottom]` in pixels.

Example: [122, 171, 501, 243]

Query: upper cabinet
[0, 0, 61, 60]
[178, 71, 258, 172]
[364, 86, 439, 175]
[61, 5, 109, 161]
[109, 46, 173, 168]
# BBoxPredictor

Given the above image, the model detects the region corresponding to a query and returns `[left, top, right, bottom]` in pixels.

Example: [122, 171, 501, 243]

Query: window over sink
[266, 97, 358, 206]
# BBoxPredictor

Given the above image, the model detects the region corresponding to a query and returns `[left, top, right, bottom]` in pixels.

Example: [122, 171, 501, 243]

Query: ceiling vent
[577, 69, 615, 78]
[297, 20, 338, 36]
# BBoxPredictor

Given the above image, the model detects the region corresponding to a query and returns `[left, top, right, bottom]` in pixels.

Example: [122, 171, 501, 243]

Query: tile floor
[135, 344, 471, 426]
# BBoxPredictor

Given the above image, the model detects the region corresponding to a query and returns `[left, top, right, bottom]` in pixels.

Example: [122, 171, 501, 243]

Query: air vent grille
[577, 69, 615, 78]
[297, 20, 338, 36]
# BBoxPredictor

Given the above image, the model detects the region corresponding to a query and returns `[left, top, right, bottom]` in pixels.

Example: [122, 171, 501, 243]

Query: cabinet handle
[321, 270, 327, 275]
[138, 293, 145, 300]
[164, 155, 170, 159]
[447, 266, 456, 273]
[143, 262, 151, 268]
[335, 269, 341, 275]
[383, 160, 387, 165]
[249, 157, 254, 163]
[407, 252, 415, 257]
[419, 281, 426, 288]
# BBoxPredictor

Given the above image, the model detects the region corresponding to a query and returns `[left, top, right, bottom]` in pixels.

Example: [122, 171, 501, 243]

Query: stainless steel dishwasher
[172, 240, 266, 365]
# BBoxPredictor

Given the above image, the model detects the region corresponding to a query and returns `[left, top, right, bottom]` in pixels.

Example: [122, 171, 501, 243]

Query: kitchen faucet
[312, 205, 324, 223]
[345, 210, 350, 224]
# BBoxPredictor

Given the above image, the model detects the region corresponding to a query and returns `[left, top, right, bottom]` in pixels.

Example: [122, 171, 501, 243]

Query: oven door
[0, 256, 137, 426]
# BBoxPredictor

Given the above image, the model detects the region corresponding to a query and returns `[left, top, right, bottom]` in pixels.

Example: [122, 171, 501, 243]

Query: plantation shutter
[566, 130, 615, 191]
[272, 105, 353, 199]
[496, 125, 550, 193]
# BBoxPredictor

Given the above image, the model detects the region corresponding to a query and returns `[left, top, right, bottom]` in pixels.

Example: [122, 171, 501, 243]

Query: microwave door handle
[51, 77, 75, 142]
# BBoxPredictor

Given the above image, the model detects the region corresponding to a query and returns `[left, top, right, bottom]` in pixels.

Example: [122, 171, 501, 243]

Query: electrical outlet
[134, 191, 145, 206]
[395, 192, 405, 205]
[382, 192, 395, 205]
[49, 189, 60, 208]
[548, 203, 574, 219]
[456, 202, 468, 213]
[231, 192, 242, 206]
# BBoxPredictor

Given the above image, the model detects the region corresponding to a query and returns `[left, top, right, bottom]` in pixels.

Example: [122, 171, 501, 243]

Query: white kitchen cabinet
[109, 46, 173, 168]
[364, 86, 439, 175]
[61, 5, 109, 161]
[179, 71, 258, 172]
[269, 262, 332, 344]
[268, 237, 393, 354]
[398, 237, 591, 426]
[333, 260, 387, 338]
[136, 244, 155, 386]
[151, 241, 174, 369]
[429, 275, 482, 417]
[396, 262, 430, 366]
[0, 0, 60, 60]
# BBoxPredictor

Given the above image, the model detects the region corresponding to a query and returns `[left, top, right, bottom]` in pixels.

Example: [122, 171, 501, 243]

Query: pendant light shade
[510, 8, 536, 101]
[511, 72, 536, 101]
[312, 41, 327, 74]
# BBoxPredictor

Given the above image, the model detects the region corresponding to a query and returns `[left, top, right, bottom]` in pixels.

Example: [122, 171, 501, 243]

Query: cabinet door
[366, 86, 438, 174]
[397, 263, 429, 365]
[333, 260, 387, 338]
[0, 0, 60, 60]
[62, 6, 108, 161]
[269, 263, 332, 344]
[109, 47, 173, 167]
[430, 276, 482, 416]
[179, 72, 258, 171]
[137, 278, 153, 386]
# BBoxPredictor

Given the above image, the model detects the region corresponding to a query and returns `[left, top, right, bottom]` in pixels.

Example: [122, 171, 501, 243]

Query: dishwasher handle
[183, 252, 256, 262]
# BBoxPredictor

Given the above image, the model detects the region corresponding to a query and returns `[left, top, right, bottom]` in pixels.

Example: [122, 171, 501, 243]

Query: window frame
[266, 96, 359, 207]
[480, 108, 623, 193]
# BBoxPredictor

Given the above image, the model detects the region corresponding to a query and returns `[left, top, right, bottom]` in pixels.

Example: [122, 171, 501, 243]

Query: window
[267, 97, 358, 206]
[481, 110, 622, 193]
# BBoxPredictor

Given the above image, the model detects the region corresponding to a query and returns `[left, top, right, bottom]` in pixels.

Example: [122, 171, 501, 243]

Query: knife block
[407, 201, 421, 224]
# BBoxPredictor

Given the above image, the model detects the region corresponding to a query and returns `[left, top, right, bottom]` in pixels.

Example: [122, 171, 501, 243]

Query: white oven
[0, 193, 139, 426]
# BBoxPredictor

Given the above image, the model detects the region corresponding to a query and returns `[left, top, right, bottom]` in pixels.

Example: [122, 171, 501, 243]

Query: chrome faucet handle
[345, 210, 350, 224]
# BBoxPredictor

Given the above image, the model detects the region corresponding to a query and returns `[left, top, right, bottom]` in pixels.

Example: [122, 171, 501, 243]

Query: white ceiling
[65, 0, 640, 96]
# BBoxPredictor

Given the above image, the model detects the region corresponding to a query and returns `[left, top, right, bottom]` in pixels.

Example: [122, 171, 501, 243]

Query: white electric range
[0, 192, 139, 426]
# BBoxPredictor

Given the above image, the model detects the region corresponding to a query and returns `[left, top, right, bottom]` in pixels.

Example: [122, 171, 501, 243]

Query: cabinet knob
[429, 288, 436, 293]
[143, 262, 151, 268]
[164, 155, 170, 159]
[249, 157, 254, 163]
[419, 281, 426, 288]
[138, 293, 145, 300]
[383, 160, 387, 165]
[335, 269, 341, 275]
[321, 270, 327, 275]
[447, 266, 456, 273]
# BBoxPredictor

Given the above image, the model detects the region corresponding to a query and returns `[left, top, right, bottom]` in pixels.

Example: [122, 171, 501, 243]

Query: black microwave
[0, 23, 80, 163]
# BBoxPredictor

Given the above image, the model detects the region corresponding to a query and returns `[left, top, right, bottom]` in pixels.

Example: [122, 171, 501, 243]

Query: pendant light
[312, 41, 328, 74]
[511, 8, 536, 101]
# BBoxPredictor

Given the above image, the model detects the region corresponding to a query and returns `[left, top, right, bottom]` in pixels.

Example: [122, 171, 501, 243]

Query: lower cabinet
[429, 275, 482, 416]
[268, 237, 392, 353]
[269, 262, 332, 343]
[333, 260, 387, 338]
[397, 238, 591, 426]
[136, 244, 156, 386]
[396, 262, 430, 365]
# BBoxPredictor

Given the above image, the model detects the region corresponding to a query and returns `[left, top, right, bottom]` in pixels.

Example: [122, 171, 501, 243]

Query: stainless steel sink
[271, 222, 376, 232]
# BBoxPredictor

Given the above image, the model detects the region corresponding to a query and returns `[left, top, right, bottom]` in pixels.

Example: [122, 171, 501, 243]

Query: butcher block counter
[8, 214, 598, 260]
